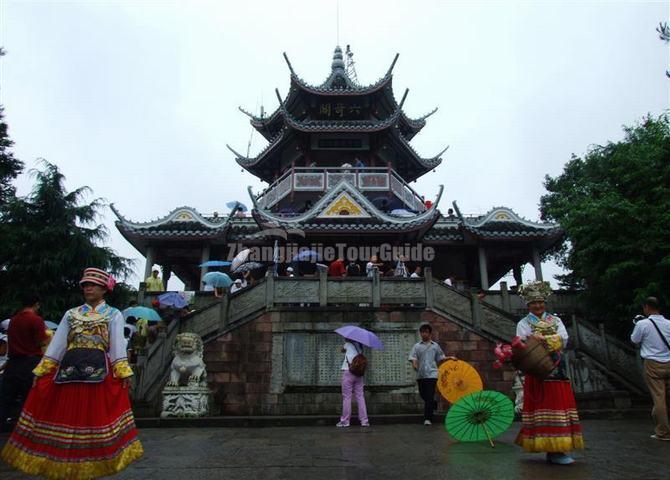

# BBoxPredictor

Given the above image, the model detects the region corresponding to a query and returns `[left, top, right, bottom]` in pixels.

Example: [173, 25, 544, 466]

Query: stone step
[135, 407, 652, 428]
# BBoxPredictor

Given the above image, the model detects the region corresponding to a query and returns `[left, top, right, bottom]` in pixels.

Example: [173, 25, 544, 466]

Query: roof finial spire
[331, 45, 345, 72]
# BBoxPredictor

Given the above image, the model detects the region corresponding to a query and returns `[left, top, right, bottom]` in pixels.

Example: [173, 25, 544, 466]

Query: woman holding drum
[514, 281, 584, 465]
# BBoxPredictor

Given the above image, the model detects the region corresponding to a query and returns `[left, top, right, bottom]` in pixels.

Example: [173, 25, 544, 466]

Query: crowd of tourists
[0, 267, 668, 477]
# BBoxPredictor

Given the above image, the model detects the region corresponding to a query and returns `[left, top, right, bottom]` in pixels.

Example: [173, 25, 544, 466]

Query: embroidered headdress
[79, 268, 116, 291]
[518, 280, 552, 304]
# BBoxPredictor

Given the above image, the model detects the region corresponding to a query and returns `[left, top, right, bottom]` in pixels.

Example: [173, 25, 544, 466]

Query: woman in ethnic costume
[515, 281, 584, 465]
[1, 268, 143, 479]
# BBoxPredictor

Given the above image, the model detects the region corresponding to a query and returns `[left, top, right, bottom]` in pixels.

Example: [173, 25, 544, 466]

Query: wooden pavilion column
[200, 244, 211, 289]
[532, 245, 544, 281]
[478, 246, 489, 290]
[143, 245, 155, 283]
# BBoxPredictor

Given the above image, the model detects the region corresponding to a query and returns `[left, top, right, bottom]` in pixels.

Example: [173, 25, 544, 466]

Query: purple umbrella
[334, 326, 384, 350]
[158, 292, 188, 309]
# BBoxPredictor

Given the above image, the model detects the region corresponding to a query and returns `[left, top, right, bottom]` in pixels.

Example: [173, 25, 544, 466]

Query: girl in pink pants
[337, 341, 369, 427]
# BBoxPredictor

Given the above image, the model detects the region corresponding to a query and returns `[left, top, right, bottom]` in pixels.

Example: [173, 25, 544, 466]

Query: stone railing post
[500, 281, 511, 312]
[424, 267, 434, 308]
[138, 282, 146, 305]
[598, 323, 611, 368]
[372, 269, 381, 308]
[471, 287, 483, 328]
[319, 268, 328, 307]
[265, 271, 275, 310]
[219, 292, 229, 329]
[571, 314, 580, 350]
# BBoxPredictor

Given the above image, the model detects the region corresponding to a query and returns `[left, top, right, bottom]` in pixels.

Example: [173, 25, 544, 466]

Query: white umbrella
[231, 248, 251, 271]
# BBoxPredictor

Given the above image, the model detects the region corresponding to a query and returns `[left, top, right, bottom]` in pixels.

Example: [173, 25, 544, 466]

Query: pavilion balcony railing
[255, 166, 428, 214]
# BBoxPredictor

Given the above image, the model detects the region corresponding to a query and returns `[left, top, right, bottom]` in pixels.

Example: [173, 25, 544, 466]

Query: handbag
[346, 343, 368, 377]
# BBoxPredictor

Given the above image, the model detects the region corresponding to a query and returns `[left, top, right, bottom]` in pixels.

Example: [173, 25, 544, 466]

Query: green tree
[540, 114, 670, 337]
[0, 161, 135, 320]
[0, 48, 24, 205]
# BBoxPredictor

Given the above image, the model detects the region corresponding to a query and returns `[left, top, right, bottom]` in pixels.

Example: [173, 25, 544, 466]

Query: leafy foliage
[0, 48, 24, 205]
[0, 161, 135, 320]
[540, 114, 670, 337]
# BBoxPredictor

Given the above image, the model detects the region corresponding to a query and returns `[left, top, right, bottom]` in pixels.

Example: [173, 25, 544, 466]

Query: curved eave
[248, 181, 444, 228]
[283, 109, 401, 133]
[227, 130, 287, 169]
[289, 71, 393, 96]
[462, 226, 564, 241]
[110, 204, 229, 230]
[392, 134, 446, 181]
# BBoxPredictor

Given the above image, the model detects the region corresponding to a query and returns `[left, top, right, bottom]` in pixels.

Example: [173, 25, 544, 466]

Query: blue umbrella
[292, 249, 321, 262]
[203, 271, 233, 288]
[158, 292, 188, 309]
[45, 321, 59, 330]
[226, 201, 248, 212]
[123, 306, 162, 322]
[199, 260, 232, 268]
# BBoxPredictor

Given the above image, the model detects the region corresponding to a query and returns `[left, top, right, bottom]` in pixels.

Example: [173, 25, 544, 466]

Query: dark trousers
[417, 378, 438, 421]
[0, 355, 41, 429]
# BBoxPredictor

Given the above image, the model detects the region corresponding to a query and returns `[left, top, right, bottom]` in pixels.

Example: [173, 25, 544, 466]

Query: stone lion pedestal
[160, 332, 212, 418]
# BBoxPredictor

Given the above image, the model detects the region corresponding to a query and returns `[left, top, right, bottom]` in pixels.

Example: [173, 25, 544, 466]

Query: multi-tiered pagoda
[113, 47, 562, 290]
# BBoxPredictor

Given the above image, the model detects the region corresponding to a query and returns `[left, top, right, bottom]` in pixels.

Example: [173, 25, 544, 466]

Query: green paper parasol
[445, 390, 515, 447]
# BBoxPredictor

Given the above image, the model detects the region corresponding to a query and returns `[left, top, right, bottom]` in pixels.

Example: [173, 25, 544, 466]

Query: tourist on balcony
[366, 256, 383, 277]
[394, 256, 409, 278]
[230, 279, 243, 294]
[285, 267, 295, 278]
[631, 297, 670, 441]
[234, 207, 246, 218]
[145, 268, 164, 292]
[341, 162, 353, 173]
[337, 340, 369, 428]
[515, 281, 584, 465]
[409, 323, 453, 425]
[1, 268, 143, 478]
[354, 158, 366, 169]
[346, 261, 361, 277]
[328, 257, 347, 277]
[410, 266, 422, 278]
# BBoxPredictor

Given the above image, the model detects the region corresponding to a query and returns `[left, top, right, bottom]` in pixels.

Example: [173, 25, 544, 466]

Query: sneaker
[546, 453, 575, 465]
[651, 434, 670, 441]
[361, 422, 370, 427]
[336, 421, 350, 428]
[423, 420, 432, 426]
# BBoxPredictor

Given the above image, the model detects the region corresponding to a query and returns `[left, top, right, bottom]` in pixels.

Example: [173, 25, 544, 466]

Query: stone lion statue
[166, 332, 207, 387]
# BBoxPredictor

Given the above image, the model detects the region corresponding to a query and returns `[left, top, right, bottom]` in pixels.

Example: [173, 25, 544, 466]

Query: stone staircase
[131, 271, 647, 415]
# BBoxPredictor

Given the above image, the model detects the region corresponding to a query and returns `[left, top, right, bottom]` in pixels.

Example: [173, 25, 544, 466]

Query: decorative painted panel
[294, 173, 325, 191]
[358, 173, 389, 191]
[326, 172, 356, 189]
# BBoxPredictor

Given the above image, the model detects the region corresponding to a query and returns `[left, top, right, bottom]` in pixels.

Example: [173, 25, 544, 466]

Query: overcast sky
[1, 0, 668, 289]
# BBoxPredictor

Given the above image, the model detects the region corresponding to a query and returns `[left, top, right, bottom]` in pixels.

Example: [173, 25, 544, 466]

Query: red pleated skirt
[1, 369, 143, 479]
[515, 375, 585, 453]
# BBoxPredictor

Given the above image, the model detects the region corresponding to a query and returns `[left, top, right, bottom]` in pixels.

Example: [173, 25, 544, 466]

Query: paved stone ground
[1, 419, 669, 479]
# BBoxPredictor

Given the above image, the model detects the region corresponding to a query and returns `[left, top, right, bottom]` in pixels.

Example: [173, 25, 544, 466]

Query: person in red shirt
[328, 257, 347, 277]
[0, 294, 47, 431]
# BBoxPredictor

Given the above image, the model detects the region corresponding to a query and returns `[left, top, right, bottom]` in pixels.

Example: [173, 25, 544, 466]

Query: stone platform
[2, 419, 665, 480]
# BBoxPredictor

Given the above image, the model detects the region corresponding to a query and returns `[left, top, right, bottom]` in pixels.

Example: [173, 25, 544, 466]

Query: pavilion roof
[239, 47, 438, 142]
[248, 180, 444, 233]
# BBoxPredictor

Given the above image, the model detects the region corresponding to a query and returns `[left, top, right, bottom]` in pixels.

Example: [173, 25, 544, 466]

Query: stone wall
[203, 308, 513, 416]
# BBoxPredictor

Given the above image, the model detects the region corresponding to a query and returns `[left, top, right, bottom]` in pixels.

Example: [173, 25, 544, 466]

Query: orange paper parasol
[438, 359, 483, 404]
